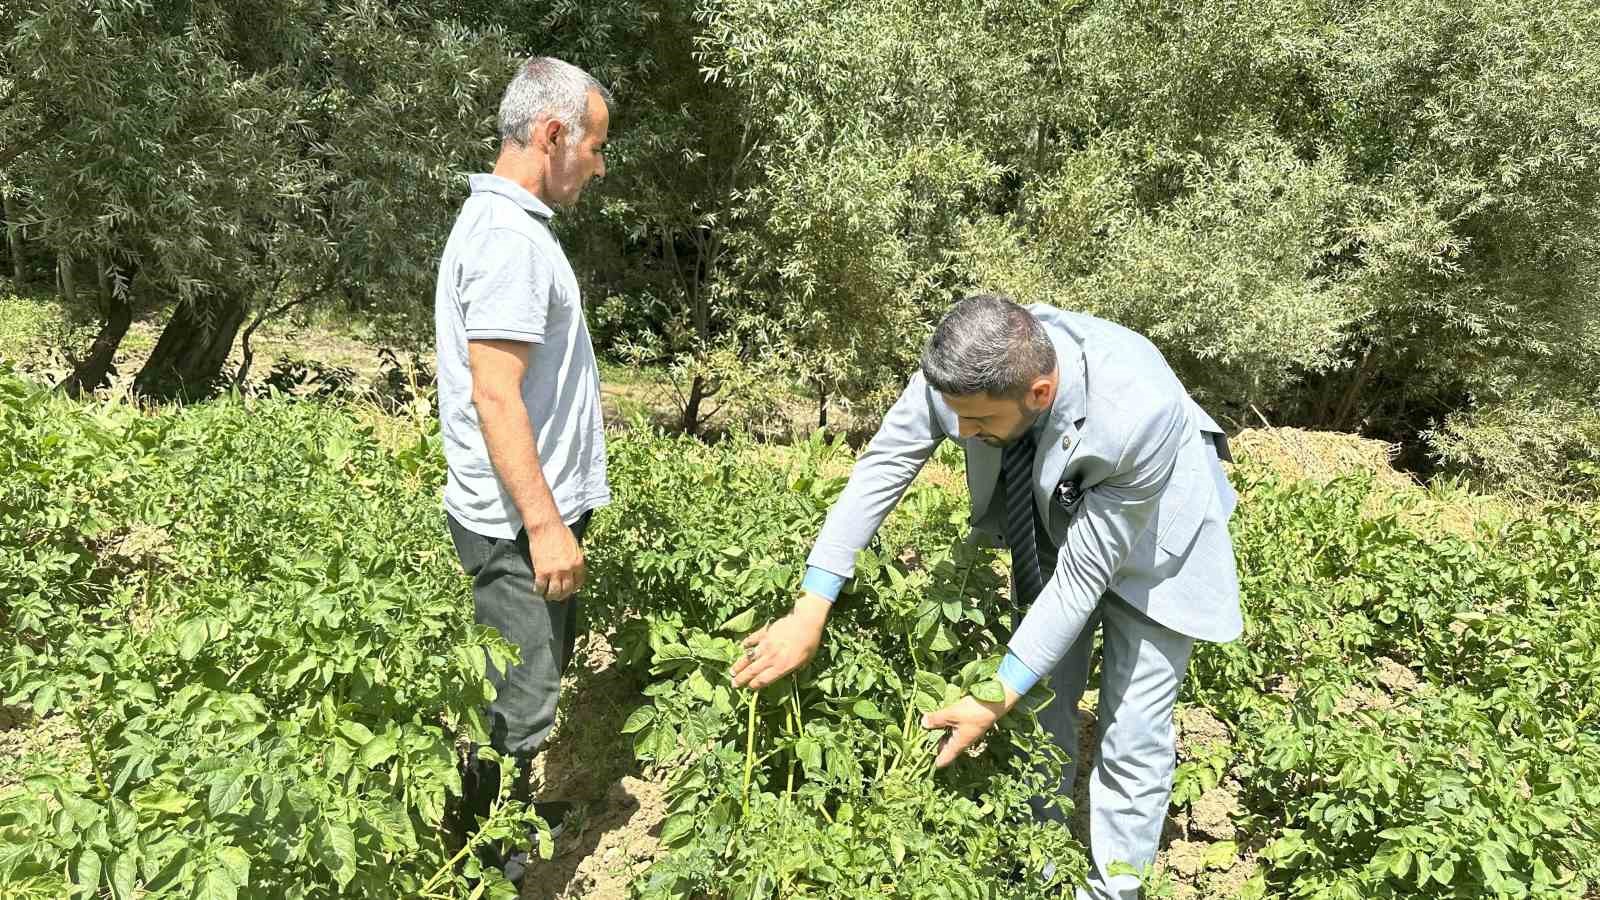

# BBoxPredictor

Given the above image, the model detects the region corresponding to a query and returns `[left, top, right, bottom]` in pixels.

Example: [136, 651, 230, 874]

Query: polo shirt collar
[469, 173, 555, 220]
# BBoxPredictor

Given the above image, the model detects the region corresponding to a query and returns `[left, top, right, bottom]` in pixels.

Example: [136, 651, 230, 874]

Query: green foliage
[594, 428, 1600, 899]
[1427, 397, 1600, 500]
[1, 1, 514, 389]
[5, 362, 1600, 898]
[11, 0, 1600, 479]
[0, 366, 541, 899]
[589, 430, 1087, 897]
[1191, 462, 1600, 898]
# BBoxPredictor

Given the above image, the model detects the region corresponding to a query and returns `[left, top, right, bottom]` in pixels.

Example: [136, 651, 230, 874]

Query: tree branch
[233, 281, 318, 386]
[0, 112, 67, 170]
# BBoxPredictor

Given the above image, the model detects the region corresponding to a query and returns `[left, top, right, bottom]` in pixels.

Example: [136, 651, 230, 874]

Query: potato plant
[1190, 468, 1600, 899]
[3, 368, 1598, 899]
[0, 369, 543, 899]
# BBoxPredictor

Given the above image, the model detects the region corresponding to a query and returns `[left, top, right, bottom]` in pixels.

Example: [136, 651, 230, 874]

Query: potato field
[2, 366, 1598, 899]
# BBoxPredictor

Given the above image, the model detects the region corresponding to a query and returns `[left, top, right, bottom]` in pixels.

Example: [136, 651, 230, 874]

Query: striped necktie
[1002, 430, 1045, 609]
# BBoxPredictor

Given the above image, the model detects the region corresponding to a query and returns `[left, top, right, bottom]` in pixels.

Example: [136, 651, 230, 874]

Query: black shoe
[533, 800, 573, 841]
[496, 802, 573, 885]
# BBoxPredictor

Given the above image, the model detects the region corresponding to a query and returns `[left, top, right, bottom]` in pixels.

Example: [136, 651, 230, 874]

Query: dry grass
[1230, 426, 1519, 538]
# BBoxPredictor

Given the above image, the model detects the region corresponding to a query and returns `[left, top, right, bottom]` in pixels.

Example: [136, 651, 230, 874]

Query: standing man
[733, 294, 1242, 899]
[434, 56, 611, 884]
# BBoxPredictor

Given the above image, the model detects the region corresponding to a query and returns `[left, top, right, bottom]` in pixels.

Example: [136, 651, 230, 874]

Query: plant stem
[68, 705, 110, 800]
[785, 703, 797, 800]
[790, 681, 804, 731]
[742, 688, 758, 817]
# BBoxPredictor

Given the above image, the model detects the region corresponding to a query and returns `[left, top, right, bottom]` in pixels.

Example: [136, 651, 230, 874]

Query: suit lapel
[1033, 328, 1088, 520]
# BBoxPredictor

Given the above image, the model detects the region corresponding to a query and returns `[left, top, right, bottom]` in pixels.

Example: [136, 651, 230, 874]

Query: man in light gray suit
[732, 293, 1242, 899]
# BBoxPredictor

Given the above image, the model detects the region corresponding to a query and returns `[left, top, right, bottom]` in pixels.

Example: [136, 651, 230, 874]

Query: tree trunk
[817, 379, 829, 431]
[3, 190, 23, 285]
[1332, 349, 1377, 431]
[58, 283, 132, 398]
[57, 252, 77, 305]
[134, 293, 248, 401]
[680, 373, 708, 436]
[96, 254, 111, 317]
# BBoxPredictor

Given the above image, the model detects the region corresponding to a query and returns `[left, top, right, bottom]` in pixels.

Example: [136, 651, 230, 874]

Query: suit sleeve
[1006, 395, 1187, 678]
[806, 372, 946, 579]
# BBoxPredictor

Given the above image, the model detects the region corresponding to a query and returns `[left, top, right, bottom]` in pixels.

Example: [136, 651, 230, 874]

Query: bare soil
[521, 633, 668, 900]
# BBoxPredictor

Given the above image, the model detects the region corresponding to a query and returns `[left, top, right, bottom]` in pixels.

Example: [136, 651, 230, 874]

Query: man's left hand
[922, 686, 1022, 768]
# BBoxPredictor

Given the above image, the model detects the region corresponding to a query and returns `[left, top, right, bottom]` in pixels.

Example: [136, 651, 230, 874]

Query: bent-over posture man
[435, 56, 611, 884]
[734, 294, 1241, 899]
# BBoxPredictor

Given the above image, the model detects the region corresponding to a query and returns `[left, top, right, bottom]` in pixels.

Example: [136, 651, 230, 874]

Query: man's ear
[536, 117, 564, 152]
[1029, 375, 1054, 409]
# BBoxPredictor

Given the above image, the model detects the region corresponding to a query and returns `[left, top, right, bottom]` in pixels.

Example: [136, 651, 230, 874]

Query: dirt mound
[1231, 426, 1414, 491]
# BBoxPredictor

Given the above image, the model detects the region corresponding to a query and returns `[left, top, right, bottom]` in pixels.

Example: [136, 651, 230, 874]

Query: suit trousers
[1031, 592, 1194, 900]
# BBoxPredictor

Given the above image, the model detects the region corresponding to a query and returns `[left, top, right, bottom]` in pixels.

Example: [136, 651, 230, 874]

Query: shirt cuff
[997, 652, 1042, 695]
[800, 566, 847, 603]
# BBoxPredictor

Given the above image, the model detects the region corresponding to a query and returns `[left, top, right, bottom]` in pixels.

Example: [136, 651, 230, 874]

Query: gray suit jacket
[807, 305, 1242, 678]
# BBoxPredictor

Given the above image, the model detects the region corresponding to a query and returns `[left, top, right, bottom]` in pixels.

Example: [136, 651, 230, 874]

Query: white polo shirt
[434, 174, 610, 539]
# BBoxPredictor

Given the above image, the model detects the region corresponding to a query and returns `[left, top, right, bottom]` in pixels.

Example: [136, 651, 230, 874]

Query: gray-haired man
[434, 56, 611, 883]
[733, 294, 1242, 899]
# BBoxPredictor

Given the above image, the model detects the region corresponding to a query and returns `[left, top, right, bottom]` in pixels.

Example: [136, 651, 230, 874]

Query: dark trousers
[446, 511, 591, 828]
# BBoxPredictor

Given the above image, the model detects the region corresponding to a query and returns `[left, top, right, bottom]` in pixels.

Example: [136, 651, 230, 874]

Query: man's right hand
[529, 519, 585, 601]
[731, 593, 831, 689]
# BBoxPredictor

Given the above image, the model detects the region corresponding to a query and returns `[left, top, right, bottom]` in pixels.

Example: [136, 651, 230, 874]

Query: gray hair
[921, 293, 1056, 398]
[498, 57, 612, 148]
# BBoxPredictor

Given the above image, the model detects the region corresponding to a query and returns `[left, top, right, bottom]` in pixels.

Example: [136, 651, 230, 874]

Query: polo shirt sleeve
[459, 227, 551, 344]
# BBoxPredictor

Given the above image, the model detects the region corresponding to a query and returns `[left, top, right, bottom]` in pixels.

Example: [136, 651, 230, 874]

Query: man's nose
[957, 421, 978, 438]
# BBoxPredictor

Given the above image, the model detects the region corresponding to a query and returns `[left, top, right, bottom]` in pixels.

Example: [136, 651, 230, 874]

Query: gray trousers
[1033, 592, 1194, 900]
[447, 512, 591, 760]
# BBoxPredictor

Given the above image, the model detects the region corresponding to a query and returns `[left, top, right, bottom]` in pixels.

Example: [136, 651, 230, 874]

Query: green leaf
[336, 720, 375, 746]
[417, 786, 446, 827]
[1476, 846, 1503, 880]
[1531, 807, 1570, 831]
[132, 785, 190, 815]
[193, 866, 239, 900]
[108, 852, 137, 900]
[718, 607, 758, 633]
[216, 846, 250, 887]
[1386, 848, 1412, 878]
[178, 618, 212, 661]
[686, 670, 714, 702]
[620, 706, 655, 735]
[31, 684, 58, 716]
[207, 769, 248, 816]
[970, 678, 1005, 704]
[453, 644, 486, 679]
[660, 813, 695, 845]
[796, 737, 822, 772]
[321, 820, 357, 887]
[57, 790, 102, 829]
[360, 733, 399, 768]
[71, 848, 102, 897]
[851, 699, 886, 720]
[1202, 840, 1238, 871]
[1433, 857, 1456, 885]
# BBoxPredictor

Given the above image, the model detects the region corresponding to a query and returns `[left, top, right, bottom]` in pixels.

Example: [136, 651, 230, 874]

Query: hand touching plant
[730, 592, 832, 689]
[922, 686, 1022, 768]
